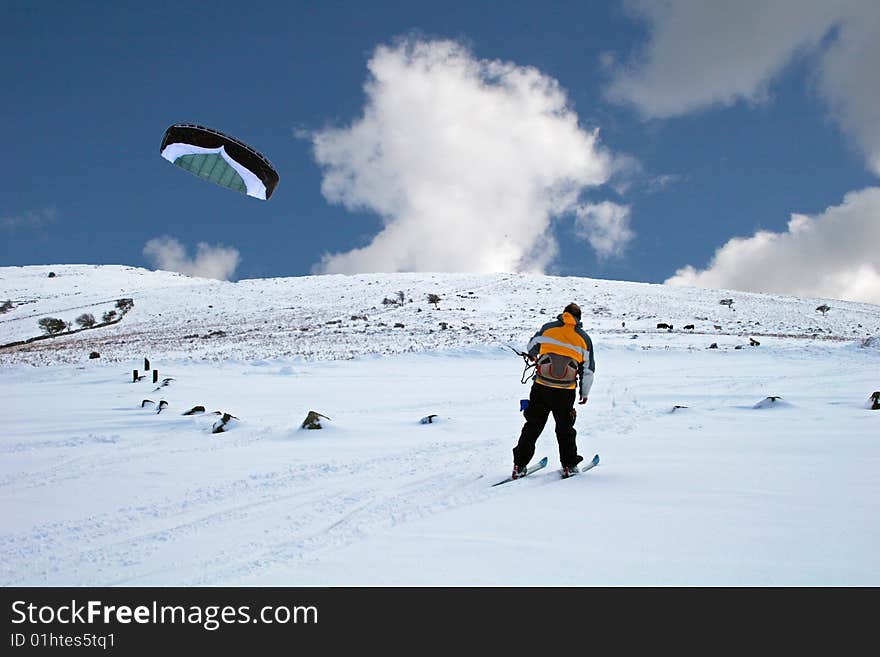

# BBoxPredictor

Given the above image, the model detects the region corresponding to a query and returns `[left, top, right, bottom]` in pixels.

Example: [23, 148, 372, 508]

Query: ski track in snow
[1, 433, 501, 585]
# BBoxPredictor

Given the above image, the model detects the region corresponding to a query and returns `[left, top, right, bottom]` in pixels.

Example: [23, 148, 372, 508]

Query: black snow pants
[513, 383, 583, 469]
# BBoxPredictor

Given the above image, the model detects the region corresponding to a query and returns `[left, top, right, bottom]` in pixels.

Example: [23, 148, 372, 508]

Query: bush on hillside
[75, 313, 96, 328]
[382, 291, 406, 306]
[38, 317, 68, 335]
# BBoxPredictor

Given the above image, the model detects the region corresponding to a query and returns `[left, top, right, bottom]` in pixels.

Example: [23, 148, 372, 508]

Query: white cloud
[605, 0, 880, 175]
[647, 173, 685, 192]
[815, 4, 880, 177]
[605, 0, 845, 117]
[143, 236, 240, 281]
[607, 1, 880, 303]
[2, 207, 56, 232]
[574, 202, 634, 258]
[665, 187, 880, 304]
[308, 38, 619, 274]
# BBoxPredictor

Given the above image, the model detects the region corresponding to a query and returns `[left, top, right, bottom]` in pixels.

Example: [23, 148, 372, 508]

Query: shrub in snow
[0, 300, 12, 313]
[38, 317, 67, 335]
[76, 313, 96, 328]
[381, 291, 406, 306]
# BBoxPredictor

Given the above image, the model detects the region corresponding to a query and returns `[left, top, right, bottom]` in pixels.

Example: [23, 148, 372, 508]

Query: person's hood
[558, 312, 581, 327]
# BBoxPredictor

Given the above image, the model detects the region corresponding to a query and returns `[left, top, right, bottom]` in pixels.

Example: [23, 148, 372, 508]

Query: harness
[534, 352, 579, 388]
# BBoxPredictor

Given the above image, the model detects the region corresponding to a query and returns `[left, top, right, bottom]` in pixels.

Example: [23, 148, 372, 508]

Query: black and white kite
[160, 123, 279, 200]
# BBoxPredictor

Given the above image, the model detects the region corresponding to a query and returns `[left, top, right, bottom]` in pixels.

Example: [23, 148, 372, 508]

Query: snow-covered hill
[2, 264, 879, 365]
[1, 265, 878, 585]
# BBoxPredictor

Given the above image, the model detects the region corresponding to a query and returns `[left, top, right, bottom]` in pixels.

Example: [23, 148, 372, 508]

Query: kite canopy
[160, 123, 279, 200]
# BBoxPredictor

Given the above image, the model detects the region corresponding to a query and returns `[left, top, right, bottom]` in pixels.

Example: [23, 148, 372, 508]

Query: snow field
[2, 265, 878, 585]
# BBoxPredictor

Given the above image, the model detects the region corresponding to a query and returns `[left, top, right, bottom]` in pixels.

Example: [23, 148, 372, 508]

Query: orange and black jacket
[526, 311, 595, 398]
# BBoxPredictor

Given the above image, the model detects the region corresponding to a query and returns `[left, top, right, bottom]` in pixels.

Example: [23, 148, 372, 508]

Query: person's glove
[578, 395, 588, 405]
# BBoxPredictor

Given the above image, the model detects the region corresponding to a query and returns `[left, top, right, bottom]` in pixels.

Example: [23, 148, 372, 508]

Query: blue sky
[2, 1, 878, 303]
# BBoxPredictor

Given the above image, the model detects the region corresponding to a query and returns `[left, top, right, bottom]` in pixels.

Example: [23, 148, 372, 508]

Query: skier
[512, 303, 595, 479]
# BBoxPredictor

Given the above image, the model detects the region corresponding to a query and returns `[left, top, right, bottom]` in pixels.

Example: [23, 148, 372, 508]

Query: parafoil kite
[160, 123, 279, 200]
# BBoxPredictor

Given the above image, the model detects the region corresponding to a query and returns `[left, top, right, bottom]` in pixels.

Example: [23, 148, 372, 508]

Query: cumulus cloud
[605, 0, 842, 117]
[607, 1, 880, 302]
[143, 236, 240, 281]
[665, 187, 880, 303]
[815, 5, 880, 176]
[574, 202, 634, 258]
[308, 38, 619, 274]
[605, 0, 880, 174]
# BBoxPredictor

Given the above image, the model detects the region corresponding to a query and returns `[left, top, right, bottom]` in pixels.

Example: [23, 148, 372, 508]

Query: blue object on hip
[520, 399, 529, 412]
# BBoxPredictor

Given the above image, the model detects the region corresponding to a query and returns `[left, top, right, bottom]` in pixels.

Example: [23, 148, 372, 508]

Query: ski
[561, 453, 600, 479]
[491, 456, 548, 487]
